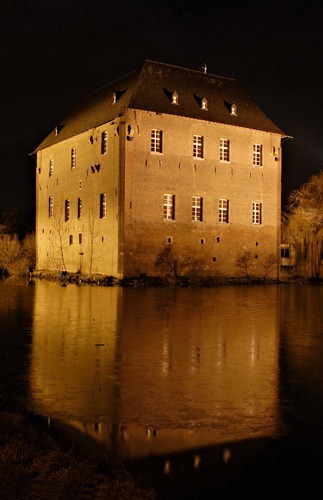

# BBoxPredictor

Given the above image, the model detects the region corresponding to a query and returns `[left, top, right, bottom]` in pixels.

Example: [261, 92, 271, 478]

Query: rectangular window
[252, 202, 262, 224]
[77, 197, 82, 219]
[281, 246, 290, 258]
[49, 159, 54, 177]
[69, 235, 73, 245]
[192, 196, 203, 221]
[151, 129, 163, 153]
[79, 233, 83, 244]
[71, 147, 76, 169]
[218, 198, 229, 223]
[193, 135, 204, 158]
[101, 131, 108, 154]
[100, 193, 107, 218]
[253, 144, 263, 166]
[163, 194, 175, 220]
[48, 196, 54, 218]
[220, 139, 230, 162]
[65, 199, 70, 221]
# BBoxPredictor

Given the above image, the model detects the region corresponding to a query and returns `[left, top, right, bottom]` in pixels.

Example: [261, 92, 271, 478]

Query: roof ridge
[143, 59, 236, 81]
[84, 68, 138, 98]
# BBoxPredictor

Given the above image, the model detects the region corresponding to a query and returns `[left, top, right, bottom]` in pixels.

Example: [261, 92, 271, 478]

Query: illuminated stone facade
[33, 60, 287, 279]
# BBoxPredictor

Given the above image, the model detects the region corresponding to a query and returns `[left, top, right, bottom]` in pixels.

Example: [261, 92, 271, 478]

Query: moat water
[1, 278, 323, 467]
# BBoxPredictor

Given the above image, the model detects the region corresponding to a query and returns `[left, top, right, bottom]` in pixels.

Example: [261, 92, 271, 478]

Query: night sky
[1, 0, 323, 217]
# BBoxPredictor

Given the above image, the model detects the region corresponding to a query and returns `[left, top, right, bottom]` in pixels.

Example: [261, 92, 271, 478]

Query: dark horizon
[2, 1, 323, 214]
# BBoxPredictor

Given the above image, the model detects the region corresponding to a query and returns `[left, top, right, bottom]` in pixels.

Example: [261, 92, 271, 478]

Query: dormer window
[112, 92, 117, 105]
[231, 103, 237, 116]
[172, 91, 178, 105]
[201, 97, 208, 110]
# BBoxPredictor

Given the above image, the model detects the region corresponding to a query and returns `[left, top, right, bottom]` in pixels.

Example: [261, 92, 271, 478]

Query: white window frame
[163, 194, 175, 220]
[71, 147, 76, 169]
[100, 193, 107, 219]
[65, 199, 70, 221]
[151, 129, 163, 153]
[253, 144, 263, 166]
[218, 198, 229, 223]
[101, 131, 108, 154]
[48, 196, 54, 218]
[192, 196, 203, 221]
[193, 135, 204, 159]
[77, 197, 82, 219]
[49, 159, 54, 177]
[220, 139, 230, 162]
[252, 202, 262, 224]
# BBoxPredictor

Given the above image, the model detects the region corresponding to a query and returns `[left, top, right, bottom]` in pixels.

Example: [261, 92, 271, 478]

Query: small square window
[69, 235, 73, 245]
[281, 247, 290, 258]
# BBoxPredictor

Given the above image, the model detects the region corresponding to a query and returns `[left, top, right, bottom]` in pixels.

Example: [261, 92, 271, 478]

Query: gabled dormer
[171, 91, 179, 105]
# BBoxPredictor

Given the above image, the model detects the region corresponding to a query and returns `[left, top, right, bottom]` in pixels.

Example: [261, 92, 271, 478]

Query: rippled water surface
[1, 279, 323, 459]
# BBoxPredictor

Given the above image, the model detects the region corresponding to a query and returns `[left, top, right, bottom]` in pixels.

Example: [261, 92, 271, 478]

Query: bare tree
[235, 251, 253, 279]
[0, 234, 22, 274]
[22, 232, 36, 270]
[262, 253, 277, 282]
[155, 246, 204, 279]
[46, 208, 68, 273]
[284, 170, 323, 278]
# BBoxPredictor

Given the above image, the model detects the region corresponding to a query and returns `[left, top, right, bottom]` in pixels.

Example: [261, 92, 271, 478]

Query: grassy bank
[0, 410, 157, 499]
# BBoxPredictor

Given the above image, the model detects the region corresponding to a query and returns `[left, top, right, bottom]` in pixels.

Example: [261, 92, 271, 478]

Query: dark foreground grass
[2, 409, 323, 499]
[0, 411, 157, 500]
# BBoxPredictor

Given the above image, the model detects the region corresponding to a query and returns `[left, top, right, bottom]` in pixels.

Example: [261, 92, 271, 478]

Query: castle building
[33, 60, 288, 280]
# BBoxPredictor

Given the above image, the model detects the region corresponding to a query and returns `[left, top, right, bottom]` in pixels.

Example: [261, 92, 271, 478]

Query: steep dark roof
[34, 60, 287, 152]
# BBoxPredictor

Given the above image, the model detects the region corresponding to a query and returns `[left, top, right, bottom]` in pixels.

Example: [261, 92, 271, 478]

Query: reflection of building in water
[116, 287, 280, 442]
[30, 283, 280, 458]
[30, 281, 119, 421]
